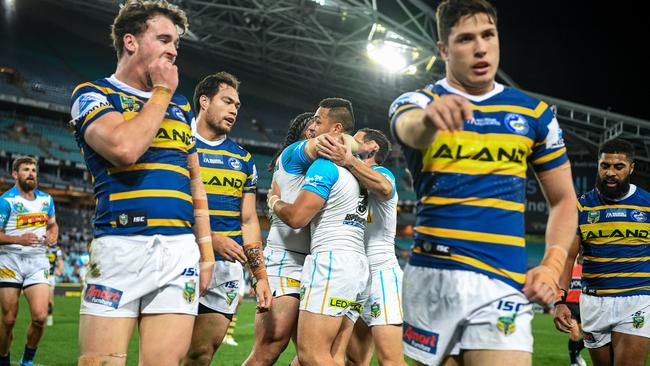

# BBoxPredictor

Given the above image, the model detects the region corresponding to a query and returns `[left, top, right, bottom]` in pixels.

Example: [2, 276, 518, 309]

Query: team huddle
[0, 0, 648, 365]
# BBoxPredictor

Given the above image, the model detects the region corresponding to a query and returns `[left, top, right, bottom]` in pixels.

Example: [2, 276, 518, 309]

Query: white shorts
[0, 251, 50, 288]
[79, 234, 200, 318]
[299, 250, 369, 318]
[265, 247, 305, 297]
[361, 265, 404, 326]
[581, 294, 650, 348]
[402, 265, 533, 365]
[199, 260, 243, 314]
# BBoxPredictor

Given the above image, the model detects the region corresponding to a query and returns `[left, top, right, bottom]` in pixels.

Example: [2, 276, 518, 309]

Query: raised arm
[75, 57, 179, 167]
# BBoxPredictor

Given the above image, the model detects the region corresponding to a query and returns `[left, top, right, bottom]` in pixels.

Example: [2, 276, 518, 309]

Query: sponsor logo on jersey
[370, 302, 381, 318]
[467, 117, 501, 127]
[183, 280, 197, 303]
[84, 284, 123, 309]
[13, 202, 26, 213]
[328, 297, 362, 313]
[116, 211, 147, 228]
[504, 113, 529, 135]
[16, 213, 48, 228]
[223, 280, 239, 289]
[226, 290, 238, 305]
[343, 214, 367, 229]
[169, 106, 186, 122]
[403, 323, 439, 354]
[228, 158, 242, 171]
[204, 175, 244, 189]
[389, 91, 431, 116]
[430, 144, 526, 163]
[155, 126, 192, 146]
[605, 208, 627, 218]
[631, 210, 648, 223]
[496, 313, 517, 335]
[587, 210, 600, 224]
[582, 228, 649, 240]
[0, 268, 16, 279]
[633, 311, 645, 329]
[202, 153, 224, 165]
[545, 118, 565, 149]
[286, 278, 301, 288]
[120, 95, 140, 112]
[181, 267, 198, 277]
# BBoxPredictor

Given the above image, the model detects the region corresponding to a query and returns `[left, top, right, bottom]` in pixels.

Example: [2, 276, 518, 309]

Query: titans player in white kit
[244, 112, 316, 366]
[317, 128, 406, 366]
[0, 156, 59, 366]
[269, 98, 370, 366]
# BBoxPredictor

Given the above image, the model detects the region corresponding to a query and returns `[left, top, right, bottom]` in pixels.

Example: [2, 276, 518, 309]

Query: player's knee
[184, 345, 214, 366]
[31, 312, 48, 328]
[297, 347, 325, 366]
[1, 314, 17, 330]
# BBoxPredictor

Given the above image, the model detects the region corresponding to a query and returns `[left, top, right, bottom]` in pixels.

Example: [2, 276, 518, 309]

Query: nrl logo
[370, 302, 381, 318]
[183, 280, 197, 303]
[118, 213, 128, 226]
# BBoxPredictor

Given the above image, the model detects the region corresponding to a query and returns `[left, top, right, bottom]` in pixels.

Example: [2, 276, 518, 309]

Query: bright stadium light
[366, 23, 420, 74]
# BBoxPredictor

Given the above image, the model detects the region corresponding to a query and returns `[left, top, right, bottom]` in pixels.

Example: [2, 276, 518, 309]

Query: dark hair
[318, 97, 355, 133]
[193, 72, 240, 112]
[268, 112, 315, 172]
[358, 128, 391, 165]
[12, 156, 37, 172]
[436, 0, 497, 45]
[598, 138, 635, 163]
[111, 0, 188, 59]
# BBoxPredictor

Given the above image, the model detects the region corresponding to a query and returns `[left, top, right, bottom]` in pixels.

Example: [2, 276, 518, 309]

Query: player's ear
[123, 33, 138, 54]
[199, 95, 210, 111]
[630, 162, 635, 175]
[437, 40, 448, 61]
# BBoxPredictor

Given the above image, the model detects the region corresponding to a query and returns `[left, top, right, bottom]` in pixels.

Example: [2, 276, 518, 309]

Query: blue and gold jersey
[70, 75, 196, 237]
[578, 185, 650, 297]
[193, 132, 257, 257]
[389, 79, 569, 290]
[46, 244, 62, 275]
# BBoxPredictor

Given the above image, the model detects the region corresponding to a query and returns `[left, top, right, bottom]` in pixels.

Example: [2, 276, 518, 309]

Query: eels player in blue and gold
[389, 1, 578, 365]
[556, 139, 650, 366]
[46, 242, 63, 327]
[0, 156, 59, 366]
[69, 2, 214, 365]
[183, 72, 271, 366]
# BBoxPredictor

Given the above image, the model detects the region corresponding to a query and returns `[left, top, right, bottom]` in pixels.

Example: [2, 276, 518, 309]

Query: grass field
[5, 296, 600, 365]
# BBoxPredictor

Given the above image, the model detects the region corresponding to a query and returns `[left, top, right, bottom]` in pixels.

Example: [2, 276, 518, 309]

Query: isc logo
[496, 300, 526, 312]
[181, 267, 198, 276]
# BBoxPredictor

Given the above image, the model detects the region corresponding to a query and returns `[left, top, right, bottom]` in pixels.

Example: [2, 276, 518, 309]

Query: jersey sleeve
[243, 158, 258, 194]
[281, 140, 313, 174]
[301, 158, 339, 200]
[48, 196, 56, 217]
[529, 105, 569, 173]
[0, 198, 10, 228]
[182, 99, 197, 154]
[388, 88, 436, 143]
[70, 83, 116, 138]
[372, 166, 397, 199]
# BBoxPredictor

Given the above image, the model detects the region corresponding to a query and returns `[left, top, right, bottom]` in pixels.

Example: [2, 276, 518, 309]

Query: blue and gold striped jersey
[578, 185, 650, 297]
[46, 244, 62, 275]
[389, 79, 569, 290]
[70, 75, 196, 237]
[193, 132, 257, 258]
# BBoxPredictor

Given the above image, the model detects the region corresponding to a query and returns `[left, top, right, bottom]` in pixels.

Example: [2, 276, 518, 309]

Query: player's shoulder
[224, 137, 252, 159]
[34, 188, 51, 199]
[631, 185, 650, 204]
[499, 87, 551, 117]
[578, 189, 598, 206]
[171, 93, 192, 113]
[0, 186, 19, 201]
[72, 77, 112, 97]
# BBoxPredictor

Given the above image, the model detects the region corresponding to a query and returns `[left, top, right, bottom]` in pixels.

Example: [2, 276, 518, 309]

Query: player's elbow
[107, 146, 140, 167]
[285, 216, 309, 229]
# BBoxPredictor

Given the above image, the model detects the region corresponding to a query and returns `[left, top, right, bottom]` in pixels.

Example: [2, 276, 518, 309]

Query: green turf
[3, 296, 627, 365]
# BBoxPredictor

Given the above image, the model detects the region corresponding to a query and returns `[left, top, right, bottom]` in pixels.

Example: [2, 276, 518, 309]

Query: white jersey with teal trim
[302, 158, 367, 255]
[365, 166, 399, 272]
[0, 185, 54, 254]
[266, 140, 311, 255]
